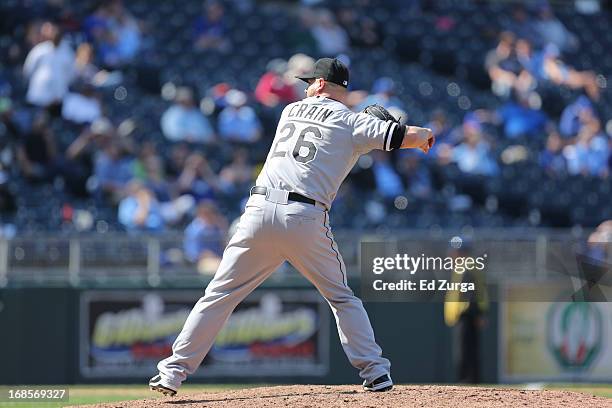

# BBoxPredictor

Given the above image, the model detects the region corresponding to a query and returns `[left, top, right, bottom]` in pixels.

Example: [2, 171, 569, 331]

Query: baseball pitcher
[150, 57, 434, 395]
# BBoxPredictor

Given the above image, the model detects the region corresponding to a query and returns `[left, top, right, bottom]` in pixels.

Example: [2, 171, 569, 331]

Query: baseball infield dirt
[76, 384, 612, 408]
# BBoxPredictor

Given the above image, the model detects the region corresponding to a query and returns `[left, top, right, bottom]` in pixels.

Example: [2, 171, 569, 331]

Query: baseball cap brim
[296, 73, 316, 83]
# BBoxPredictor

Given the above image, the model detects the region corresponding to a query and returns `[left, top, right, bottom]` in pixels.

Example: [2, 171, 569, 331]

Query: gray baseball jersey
[156, 95, 393, 393]
[256, 95, 399, 208]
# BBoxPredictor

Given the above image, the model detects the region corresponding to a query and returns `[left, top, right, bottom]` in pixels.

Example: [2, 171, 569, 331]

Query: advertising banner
[79, 290, 329, 378]
[500, 284, 612, 382]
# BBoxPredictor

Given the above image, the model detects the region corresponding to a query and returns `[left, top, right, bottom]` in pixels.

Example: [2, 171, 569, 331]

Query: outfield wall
[0, 282, 499, 385]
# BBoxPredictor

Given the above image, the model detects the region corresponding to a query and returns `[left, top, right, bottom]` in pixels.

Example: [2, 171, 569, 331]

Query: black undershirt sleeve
[389, 124, 406, 150]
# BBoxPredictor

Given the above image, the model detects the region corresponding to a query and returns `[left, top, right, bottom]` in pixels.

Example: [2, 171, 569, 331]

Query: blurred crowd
[485, 3, 608, 179]
[0, 0, 610, 271]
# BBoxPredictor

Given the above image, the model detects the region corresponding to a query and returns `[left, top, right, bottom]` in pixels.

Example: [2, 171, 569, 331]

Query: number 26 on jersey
[271, 123, 322, 164]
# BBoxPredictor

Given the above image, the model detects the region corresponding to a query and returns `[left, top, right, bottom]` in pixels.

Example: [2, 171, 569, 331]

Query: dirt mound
[75, 384, 611, 408]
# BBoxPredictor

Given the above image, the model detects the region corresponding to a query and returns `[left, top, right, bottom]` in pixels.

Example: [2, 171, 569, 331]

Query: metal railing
[0, 228, 599, 287]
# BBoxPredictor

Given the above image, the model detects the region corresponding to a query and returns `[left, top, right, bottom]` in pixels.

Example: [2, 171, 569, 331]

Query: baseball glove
[361, 104, 400, 123]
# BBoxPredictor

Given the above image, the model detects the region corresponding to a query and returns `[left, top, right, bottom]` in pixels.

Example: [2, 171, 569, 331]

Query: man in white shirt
[23, 22, 75, 109]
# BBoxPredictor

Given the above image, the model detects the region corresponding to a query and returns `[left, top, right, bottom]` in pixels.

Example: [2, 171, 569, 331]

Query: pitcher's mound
[78, 384, 611, 408]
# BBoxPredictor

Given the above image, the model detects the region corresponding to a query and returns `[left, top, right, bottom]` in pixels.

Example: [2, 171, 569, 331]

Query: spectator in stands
[218, 90, 262, 143]
[84, 0, 142, 67]
[214, 83, 235, 108]
[193, 1, 230, 52]
[371, 151, 403, 200]
[161, 87, 215, 144]
[93, 133, 135, 202]
[118, 180, 165, 232]
[515, 37, 538, 75]
[254, 58, 297, 108]
[64, 117, 112, 197]
[74, 43, 123, 88]
[533, 3, 578, 52]
[184, 200, 228, 274]
[537, 44, 600, 100]
[563, 109, 609, 178]
[565, 96, 603, 144]
[503, 4, 540, 47]
[132, 142, 196, 223]
[357, 77, 404, 111]
[75, 43, 123, 88]
[74, 43, 98, 83]
[540, 128, 568, 177]
[485, 32, 535, 98]
[310, 9, 349, 56]
[23, 22, 75, 113]
[61, 82, 102, 124]
[285, 53, 316, 102]
[83, 2, 112, 45]
[479, 92, 548, 139]
[442, 118, 498, 176]
[16, 111, 58, 183]
[93, 20, 118, 67]
[254, 58, 297, 133]
[165, 143, 190, 179]
[485, 31, 515, 96]
[518, 38, 600, 101]
[203, 82, 232, 113]
[560, 95, 594, 139]
[219, 148, 254, 193]
[133, 141, 171, 201]
[106, 0, 142, 64]
[176, 152, 219, 201]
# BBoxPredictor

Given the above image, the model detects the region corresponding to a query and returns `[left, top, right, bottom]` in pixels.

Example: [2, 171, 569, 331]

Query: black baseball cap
[297, 57, 349, 88]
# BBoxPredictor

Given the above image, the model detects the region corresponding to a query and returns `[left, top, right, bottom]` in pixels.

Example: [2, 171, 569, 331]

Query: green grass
[0, 384, 263, 407]
[0, 383, 609, 407]
[543, 383, 612, 399]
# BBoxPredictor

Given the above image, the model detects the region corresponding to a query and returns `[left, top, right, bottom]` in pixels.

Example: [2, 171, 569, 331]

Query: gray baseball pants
[157, 191, 390, 388]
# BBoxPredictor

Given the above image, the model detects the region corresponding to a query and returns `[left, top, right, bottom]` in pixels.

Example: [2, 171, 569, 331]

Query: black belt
[250, 186, 317, 206]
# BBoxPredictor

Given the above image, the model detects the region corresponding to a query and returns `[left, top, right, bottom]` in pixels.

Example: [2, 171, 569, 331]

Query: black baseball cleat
[149, 374, 178, 396]
[363, 374, 393, 392]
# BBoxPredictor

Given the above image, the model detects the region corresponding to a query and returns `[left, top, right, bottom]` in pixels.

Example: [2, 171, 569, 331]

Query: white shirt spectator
[452, 141, 499, 176]
[161, 104, 215, 143]
[564, 134, 609, 177]
[23, 40, 75, 107]
[218, 105, 261, 143]
[218, 90, 261, 143]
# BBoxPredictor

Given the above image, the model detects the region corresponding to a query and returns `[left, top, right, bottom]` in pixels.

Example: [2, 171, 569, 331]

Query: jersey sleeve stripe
[385, 122, 397, 151]
[382, 120, 393, 151]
